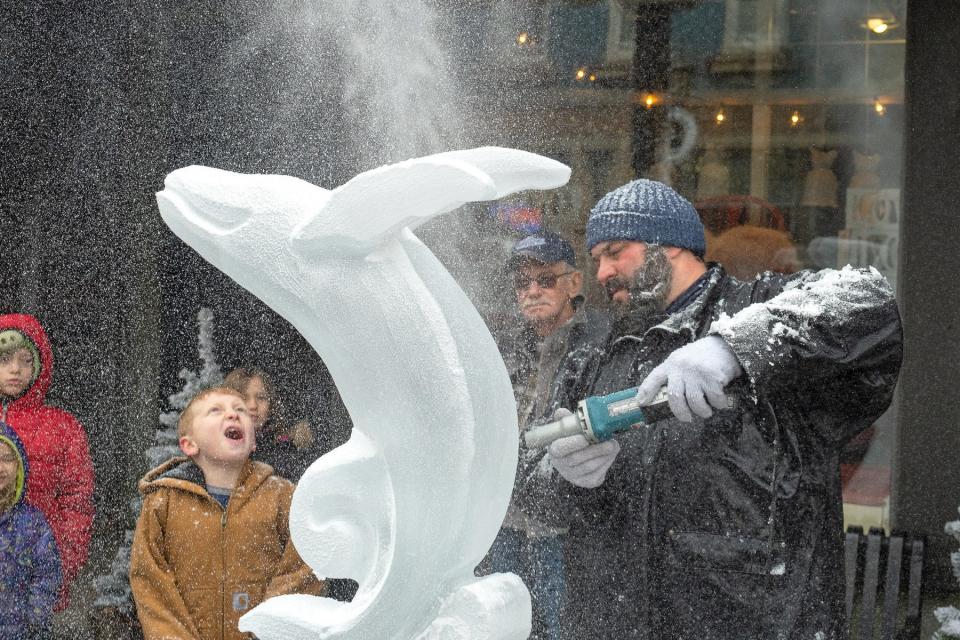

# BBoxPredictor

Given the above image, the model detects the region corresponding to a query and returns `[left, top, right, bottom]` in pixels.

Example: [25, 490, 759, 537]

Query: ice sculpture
[155, 147, 571, 639]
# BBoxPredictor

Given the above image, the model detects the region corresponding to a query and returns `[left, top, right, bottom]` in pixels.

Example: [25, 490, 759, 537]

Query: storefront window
[480, 0, 905, 532]
[662, 0, 905, 535]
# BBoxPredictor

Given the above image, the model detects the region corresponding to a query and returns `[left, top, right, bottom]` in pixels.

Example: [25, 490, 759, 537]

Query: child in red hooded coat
[0, 313, 94, 609]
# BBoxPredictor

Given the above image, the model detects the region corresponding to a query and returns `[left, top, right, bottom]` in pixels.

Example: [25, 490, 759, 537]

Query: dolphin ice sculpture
[156, 147, 571, 639]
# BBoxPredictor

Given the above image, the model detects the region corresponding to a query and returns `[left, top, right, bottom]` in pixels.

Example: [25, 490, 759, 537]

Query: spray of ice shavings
[535, 450, 555, 479]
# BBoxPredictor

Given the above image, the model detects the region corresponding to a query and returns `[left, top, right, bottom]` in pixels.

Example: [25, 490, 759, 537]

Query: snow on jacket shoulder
[710, 265, 902, 444]
[0, 421, 62, 637]
[130, 457, 325, 640]
[0, 313, 94, 609]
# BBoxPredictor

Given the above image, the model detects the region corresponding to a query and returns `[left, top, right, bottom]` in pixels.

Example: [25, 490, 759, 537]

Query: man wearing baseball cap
[486, 230, 609, 640]
[509, 231, 582, 343]
[541, 179, 902, 639]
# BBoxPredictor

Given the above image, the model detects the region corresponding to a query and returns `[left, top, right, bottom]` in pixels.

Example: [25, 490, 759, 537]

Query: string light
[874, 98, 886, 116]
[516, 32, 530, 46]
[644, 94, 657, 109]
[790, 110, 802, 127]
[715, 109, 726, 125]
[862, 14, 899, 34]
[574, 67, 598, 83]
[866, 18, 890, 33]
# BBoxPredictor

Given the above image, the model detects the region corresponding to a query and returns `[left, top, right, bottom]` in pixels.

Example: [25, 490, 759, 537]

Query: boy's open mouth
[224, 426, 244, 441]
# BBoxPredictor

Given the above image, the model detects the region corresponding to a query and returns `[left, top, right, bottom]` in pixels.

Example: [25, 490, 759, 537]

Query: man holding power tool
[535, 179, 902, 639]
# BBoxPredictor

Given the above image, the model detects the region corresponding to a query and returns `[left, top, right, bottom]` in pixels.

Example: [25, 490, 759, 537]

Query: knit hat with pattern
[0, 330, 42, 383]
[586, 179, 705, 257]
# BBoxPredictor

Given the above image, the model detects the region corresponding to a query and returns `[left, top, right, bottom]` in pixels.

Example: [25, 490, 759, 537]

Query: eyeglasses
[514, 271, 575, 291]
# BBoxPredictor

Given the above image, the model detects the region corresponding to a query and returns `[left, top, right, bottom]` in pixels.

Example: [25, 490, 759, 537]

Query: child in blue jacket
[0, 421, 61, 639]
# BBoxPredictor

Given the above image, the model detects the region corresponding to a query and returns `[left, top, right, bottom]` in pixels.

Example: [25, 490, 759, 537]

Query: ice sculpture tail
[156, 147, 570, 639]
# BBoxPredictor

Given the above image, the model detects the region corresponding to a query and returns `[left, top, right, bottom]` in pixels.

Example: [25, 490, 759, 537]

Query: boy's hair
[177, 386, 246, 438]
[0, 330, 42, 382]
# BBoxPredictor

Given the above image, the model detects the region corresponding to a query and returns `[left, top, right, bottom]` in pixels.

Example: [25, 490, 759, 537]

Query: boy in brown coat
[130, 386, 324, 640]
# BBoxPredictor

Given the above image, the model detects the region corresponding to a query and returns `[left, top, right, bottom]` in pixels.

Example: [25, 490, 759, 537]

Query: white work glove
[547, 409, 621, 488]
[635, 335, 742, 423]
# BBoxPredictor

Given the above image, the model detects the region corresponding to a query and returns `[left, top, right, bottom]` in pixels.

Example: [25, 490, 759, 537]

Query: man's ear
[665, 246, 684, 260]
[179, 435, 198, 457]
[569, 270, 584, 297]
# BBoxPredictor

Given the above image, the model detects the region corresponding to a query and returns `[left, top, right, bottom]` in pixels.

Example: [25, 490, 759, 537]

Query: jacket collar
[559, 302, 590, 334]
[158, 457, 206, 484]
[612, 264, 727, 343]
[652, 264, 726, 338]
[139, 456, 269, 500]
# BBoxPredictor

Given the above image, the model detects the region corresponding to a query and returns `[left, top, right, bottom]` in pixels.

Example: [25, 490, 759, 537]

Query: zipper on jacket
[221, 508, 226, 640]
[219, 491, 234, 640]
[203, 492, 229, 640]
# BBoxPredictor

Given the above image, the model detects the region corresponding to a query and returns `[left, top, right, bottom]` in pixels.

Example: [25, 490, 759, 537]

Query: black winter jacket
[552, 264, 902, 640]
[504, 305, 612, 530]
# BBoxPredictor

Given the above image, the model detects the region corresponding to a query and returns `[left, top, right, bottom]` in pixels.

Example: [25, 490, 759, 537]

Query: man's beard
[605, 244, 673, 318]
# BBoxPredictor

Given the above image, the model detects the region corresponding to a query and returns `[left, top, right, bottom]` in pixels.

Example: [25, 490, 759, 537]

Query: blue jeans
[488, 528, 565, 640]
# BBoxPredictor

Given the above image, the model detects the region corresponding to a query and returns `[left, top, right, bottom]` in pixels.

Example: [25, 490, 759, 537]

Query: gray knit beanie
[586, 179, 705, 257]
